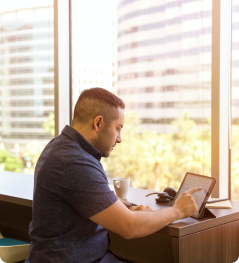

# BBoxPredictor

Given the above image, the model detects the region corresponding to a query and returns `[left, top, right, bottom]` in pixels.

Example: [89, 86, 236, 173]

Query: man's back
[25, 125, 117, 263]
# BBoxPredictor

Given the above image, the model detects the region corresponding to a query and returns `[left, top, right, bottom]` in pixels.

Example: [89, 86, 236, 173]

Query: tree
[102, 112, 211, 191]
[0, 149, 23, 173]
[43, 112, 55, 136]
[102, 112, 153, 188]
[23, 142, 44, 174]
[231, 125, 239, 200]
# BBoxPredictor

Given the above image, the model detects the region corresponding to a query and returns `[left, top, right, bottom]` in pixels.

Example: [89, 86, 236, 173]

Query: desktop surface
[0, 171, 33, 206]
[126, 187, 239, 237]
[109, 187, 239, 263]
[0, 173, 238, 262]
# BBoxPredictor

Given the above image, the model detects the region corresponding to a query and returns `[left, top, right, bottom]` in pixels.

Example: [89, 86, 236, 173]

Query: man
[26, 88, 201, 263]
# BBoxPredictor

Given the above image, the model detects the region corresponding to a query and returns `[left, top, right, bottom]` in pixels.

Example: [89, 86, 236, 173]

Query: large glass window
[231, 0, 239, 201]
[0, 0, 54, 174]
[71, 0, 117, 110]
[1, 0, 232, 198]
[71, 0, 212, 191]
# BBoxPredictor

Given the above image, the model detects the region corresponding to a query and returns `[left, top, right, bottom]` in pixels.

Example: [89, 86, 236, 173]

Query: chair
[0, 232, 30, 263]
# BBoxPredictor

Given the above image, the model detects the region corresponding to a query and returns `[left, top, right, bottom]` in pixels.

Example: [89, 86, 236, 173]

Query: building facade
[0, 3, 54, 155]
[0, 0, 119, 158]
[117, 0, 213, 133]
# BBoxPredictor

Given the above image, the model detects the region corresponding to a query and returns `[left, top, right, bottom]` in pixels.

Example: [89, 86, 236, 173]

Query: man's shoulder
[42, 134, 86, 161]
[37, 134, 105, 182]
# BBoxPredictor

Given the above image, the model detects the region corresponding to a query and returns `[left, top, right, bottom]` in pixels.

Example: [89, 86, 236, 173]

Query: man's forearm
[126, 206, 180, 239]
[90, 200, 176, 239]
[115, 198, 178, 238]
[90, 189, 199, 240]
[126, 188, 201, 239]
[116, 190, 200, 239]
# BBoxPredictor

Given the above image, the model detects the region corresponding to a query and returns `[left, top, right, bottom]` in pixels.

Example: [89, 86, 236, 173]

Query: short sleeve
[56, 162, 118, 219]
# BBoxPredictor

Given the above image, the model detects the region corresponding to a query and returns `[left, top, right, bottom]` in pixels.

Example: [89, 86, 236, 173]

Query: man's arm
[90, 187, 201, 240]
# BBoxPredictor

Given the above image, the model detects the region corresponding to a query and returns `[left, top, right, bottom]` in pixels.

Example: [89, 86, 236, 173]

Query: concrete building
[117, 0, 213, 133]
[0, 1, 54, 154]
[0, 0, 118, 156]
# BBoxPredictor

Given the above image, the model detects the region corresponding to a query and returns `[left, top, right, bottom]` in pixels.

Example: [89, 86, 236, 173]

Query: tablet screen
[173, 173, 216, 217]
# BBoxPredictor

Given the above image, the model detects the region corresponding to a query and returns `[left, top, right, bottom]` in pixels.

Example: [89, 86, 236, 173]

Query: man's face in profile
[98, 107, 124, 158]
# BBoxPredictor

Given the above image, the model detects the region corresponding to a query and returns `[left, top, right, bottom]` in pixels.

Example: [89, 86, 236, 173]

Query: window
[0, 1, 54, 174]
[0, 0, 235, 201]
[71, 0, 213, 192]
[113, 0, 211, 190]
[71, 0, 117, 111]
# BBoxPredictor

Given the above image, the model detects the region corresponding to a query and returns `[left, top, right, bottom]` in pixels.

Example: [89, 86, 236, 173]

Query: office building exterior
[1, 0, 239, 155]
[0, 3, 54, 155]
[117, 0, 216, 133]
[0, 0, 118, 156]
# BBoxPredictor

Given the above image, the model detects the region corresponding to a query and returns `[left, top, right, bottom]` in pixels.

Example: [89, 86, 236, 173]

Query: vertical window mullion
[211, 0, 231, 198]
[54, 0, 70, 136]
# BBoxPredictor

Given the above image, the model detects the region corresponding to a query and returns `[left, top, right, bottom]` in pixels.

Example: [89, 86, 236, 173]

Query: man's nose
[116, 134, 121, 143]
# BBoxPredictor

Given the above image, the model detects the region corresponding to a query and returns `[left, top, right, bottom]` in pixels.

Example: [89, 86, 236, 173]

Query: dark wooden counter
[109, 188, 239, 263]
[0, 171, 33, 241]
[0, 171, 33, 207]
[0, 173, 238, 262]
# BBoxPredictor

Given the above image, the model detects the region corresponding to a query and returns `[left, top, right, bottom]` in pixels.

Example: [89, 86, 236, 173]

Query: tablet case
[193, 206, 216, 219]
[172, 172, 217, 219]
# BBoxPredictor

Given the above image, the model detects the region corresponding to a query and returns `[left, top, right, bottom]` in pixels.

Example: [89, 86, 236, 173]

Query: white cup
[113, 177, 130, 200]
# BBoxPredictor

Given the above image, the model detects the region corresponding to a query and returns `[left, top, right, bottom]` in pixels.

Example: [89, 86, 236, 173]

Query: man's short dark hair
[72, 87, 125, 126]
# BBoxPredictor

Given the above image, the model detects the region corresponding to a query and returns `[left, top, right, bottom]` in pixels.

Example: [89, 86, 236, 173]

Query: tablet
[172, 172, 216, 219]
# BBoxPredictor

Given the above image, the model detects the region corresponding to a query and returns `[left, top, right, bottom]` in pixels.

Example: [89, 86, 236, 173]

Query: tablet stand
[197, 207, 216, 219]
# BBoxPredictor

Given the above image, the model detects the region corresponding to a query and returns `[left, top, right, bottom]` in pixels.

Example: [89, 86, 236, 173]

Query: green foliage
[102, 112, 211, 191]
[0, 149, 23, 173]
[102, 112, 154, 188]
[231, 125, 239, 200]
[0, 111, 238, 198]
[23, 142, 44, 174]
[43, 112, 55, 136]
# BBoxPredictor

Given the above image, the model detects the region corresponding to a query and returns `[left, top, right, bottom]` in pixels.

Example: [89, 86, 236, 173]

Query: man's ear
[93, 115, 104, 132]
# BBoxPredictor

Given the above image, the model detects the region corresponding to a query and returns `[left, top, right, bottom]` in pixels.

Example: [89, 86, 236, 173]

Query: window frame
[54, 0, 71, 136]
[211, 0, 232, 198]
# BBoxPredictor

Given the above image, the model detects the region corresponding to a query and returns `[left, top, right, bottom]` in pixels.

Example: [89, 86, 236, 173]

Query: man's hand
[173, 187, 202, 219]
[118, 197, 153, 211]
[129, 205, 153, 212]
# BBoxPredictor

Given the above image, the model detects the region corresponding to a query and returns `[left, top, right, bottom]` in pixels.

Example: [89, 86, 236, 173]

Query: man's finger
[186, 187, 202, 195]
[145, 206, 153, 211]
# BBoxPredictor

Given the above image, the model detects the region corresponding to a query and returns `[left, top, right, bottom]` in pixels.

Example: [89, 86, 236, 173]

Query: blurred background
[0, 0, 238, 200]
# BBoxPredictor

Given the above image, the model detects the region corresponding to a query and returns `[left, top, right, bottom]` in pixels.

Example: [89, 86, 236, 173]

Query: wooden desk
[0, 171, 33, 207]
[0, 171, 33, 241]
[109, 188, 239, 263]
[0, 173, 238, 262]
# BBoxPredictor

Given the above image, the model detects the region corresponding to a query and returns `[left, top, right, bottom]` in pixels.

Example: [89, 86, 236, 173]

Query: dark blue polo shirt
[25, 125, 119, 263]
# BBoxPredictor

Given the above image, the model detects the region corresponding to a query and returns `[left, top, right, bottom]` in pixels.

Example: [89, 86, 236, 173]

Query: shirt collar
[61, 125, 102, 161]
